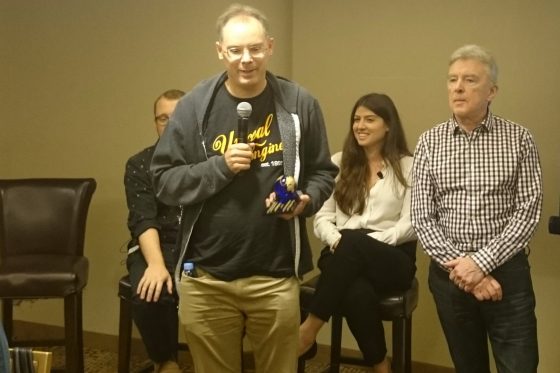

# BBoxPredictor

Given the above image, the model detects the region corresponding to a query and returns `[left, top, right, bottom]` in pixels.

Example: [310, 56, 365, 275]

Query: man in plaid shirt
[412, 44, 543, 373]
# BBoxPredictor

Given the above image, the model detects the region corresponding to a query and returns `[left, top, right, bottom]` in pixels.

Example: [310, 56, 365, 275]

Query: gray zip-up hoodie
[151, 71, 338, 282]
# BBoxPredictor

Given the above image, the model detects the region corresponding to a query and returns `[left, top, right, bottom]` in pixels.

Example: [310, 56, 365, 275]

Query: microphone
[236, 101, 252, 143]
[376, 171, 384, 179]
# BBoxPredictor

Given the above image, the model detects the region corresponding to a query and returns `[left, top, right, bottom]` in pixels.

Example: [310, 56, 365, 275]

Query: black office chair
[0, 178, 96, 373]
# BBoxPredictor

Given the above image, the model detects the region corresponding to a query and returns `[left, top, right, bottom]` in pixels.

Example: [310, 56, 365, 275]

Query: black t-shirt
[188, 84, 294, 281]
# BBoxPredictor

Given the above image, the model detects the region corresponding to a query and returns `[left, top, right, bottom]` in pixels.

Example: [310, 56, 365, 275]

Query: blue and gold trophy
[266, 175, 302, 215]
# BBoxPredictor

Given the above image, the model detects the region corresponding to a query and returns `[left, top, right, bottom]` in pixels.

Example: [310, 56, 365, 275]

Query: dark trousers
[309, 229, 416, 364]
[127, 244, 180, 363]
[429, 252, 538, 373]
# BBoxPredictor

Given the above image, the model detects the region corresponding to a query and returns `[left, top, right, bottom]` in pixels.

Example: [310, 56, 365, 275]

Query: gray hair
[215, 3, 270, 41]
[449, 44, 498, 84]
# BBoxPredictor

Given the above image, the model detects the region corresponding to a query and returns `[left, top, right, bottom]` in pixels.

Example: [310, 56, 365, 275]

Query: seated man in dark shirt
[124, 89, 185, 373]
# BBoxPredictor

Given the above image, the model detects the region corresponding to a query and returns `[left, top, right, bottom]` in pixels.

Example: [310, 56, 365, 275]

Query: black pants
[429, 252, 538, 373]
[126, 244, 180, 363]
[309, 229, 416, 364]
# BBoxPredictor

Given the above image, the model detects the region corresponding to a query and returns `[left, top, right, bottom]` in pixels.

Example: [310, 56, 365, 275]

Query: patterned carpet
[45, 346, 372, 372]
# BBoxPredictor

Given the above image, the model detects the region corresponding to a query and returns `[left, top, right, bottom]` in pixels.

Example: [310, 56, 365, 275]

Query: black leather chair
[0, 178, 96, 373]
[298, 276, 419, 373]
[117, 275, 188, 373]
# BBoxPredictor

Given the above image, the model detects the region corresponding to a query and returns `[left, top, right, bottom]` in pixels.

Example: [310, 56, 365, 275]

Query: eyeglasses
[155, 114, 170, 125]
[223, 43, 268, 60]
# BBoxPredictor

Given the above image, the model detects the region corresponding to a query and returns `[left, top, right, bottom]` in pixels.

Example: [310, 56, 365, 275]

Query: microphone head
[236, 101, 252, 119]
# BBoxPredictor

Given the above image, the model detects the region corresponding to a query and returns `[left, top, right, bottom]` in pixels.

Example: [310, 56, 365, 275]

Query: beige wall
[2, 0, 560, 371]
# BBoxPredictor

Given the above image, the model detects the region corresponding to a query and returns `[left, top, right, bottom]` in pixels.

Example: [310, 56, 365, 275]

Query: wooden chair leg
[391, 316, 412, 373]
[403, 317, 412, 373]
[329, 315, 343, 373]
[297, 357, 306, 373]
[64, 293, 84, 373]
[118, 296, 133, 373]
[2, 300, 13, 344]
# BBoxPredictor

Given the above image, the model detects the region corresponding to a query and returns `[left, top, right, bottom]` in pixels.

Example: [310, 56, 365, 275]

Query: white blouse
[313, 152, 417, 248]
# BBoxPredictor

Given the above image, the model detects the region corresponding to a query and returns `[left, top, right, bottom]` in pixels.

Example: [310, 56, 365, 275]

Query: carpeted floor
[44, 345, 372, 372]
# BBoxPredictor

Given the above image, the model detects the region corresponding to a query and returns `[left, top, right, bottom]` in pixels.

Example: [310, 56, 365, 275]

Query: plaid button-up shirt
[411, 112, 543, 274]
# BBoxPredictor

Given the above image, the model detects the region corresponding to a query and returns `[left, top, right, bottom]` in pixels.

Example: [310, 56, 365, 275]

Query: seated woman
[299, 93, 417, 373]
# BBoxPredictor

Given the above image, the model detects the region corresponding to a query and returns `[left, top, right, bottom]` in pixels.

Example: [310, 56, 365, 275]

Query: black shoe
[299, 341, 317, 360]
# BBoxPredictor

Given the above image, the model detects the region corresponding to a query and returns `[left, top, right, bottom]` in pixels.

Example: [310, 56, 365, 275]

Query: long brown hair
[334, 93, 411, 215]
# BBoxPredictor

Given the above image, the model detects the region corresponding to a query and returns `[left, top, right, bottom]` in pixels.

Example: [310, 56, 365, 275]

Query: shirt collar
[450, 111, 494, 136]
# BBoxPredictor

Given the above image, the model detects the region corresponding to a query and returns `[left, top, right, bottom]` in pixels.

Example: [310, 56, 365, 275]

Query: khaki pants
[178, 270, 300, 373]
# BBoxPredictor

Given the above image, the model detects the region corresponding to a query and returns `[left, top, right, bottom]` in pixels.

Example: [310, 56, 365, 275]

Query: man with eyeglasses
[150, 4, 337, 373]
[124, 89, 185, 373]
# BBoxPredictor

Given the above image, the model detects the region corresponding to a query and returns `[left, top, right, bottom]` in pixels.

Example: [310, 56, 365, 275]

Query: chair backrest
[0, 178, 96, 258]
